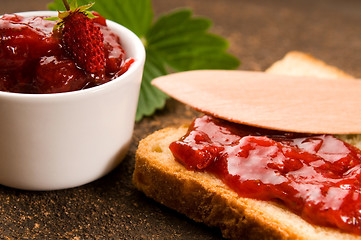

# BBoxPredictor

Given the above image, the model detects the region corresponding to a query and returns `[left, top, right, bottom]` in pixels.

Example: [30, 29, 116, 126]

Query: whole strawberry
[52, 0, 105, 75]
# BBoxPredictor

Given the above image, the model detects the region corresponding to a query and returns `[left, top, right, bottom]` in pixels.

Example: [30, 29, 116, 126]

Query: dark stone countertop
[1, 0, 361, 239]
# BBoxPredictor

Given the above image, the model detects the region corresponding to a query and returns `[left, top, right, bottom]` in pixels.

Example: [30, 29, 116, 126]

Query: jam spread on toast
[170, 115, 361, 235]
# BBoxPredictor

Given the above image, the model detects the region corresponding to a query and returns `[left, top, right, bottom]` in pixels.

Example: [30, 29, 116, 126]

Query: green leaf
[44, 16, 59, 21]
[136, 49, 168, 121]
[147, 10, 211, 44]
[85, 11, 97, 19]
[48, 1, 240, 121]
[78, 2, 95, 12]
[147, 9, 240, 71]
[58, 11, 70, 19]
[69, 0, 79, 10]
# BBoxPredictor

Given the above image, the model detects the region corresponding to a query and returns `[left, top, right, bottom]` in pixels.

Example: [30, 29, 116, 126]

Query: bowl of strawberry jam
[0, 11, 145, 190]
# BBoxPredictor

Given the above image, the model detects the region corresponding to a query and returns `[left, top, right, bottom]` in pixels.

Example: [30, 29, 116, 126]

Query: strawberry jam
[0, 13, 132, 93]
[170, 115, 361, 235]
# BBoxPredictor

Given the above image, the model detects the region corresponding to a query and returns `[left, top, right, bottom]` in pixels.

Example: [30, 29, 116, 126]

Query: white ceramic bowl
[0, 11, 145, 190]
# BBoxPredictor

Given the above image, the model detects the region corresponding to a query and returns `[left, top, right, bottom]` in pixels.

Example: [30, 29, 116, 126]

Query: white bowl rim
[0, 10, 145, 100]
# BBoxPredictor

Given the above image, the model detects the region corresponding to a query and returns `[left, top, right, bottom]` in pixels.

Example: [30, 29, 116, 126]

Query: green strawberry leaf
[136, 49, 168, 121]
[48, 0, 240, 121]
[147, 9, 240, 71]
[69, 0, 78, 10]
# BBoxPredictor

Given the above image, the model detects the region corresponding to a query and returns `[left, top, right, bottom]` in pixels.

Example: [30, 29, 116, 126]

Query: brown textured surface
[1, 0, 361, 239]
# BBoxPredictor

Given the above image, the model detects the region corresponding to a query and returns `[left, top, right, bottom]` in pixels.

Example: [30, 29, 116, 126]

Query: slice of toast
[265, 51, 354, 79]
[133, 51, 361, 240]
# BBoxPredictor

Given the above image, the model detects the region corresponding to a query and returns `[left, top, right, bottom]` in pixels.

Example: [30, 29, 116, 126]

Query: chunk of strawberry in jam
[0, 14, 23, 22]
[35, 56, 89, 93]
[100, 25, 126, 76]
[91, 12, 107, 26]
[92, 12, 127, 78]
[0, 73, 12, 92]
[0, 69, 35, 93]
[0, 15, 60, 72]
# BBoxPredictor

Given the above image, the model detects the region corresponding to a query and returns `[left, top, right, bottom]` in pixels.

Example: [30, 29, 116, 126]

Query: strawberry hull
[0, 15, 59, 73]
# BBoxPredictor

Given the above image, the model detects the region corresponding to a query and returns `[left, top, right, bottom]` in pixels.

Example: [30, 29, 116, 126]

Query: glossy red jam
[170, 115, 361, 235]
[0, 13, 133, 93]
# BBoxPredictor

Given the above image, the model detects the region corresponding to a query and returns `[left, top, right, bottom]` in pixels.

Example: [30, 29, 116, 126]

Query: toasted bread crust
[266, 51, 354, 79]
[133, 51, 361, 239]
